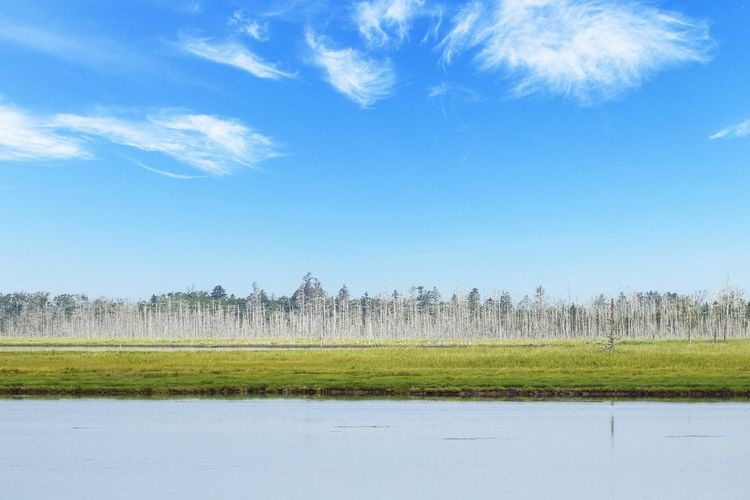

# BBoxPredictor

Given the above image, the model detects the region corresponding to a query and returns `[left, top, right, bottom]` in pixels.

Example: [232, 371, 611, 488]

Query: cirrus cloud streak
[0, 105, 86, 161]
[354, 0, 426, 47]
[438, 0, 713, 102]
[709, 120, 750, 140]
[53, 111, 279, 176]
[0, 102, 278, 176]
[306, 30, 396, 108]
[178, 36, 295, 79]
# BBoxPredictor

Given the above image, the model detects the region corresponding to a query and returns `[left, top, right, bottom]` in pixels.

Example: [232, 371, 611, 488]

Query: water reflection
[0, 399, 748, 500]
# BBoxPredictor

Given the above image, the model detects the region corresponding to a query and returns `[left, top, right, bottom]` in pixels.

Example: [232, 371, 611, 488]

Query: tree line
[2, 273, 748, 341]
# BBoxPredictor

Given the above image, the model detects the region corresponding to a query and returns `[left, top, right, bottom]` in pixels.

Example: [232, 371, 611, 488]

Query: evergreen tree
[292, 273, 325, 310]
[468, 288, 481, 316]
[336, 285, 350, 312]
[210, 285, 227, 300]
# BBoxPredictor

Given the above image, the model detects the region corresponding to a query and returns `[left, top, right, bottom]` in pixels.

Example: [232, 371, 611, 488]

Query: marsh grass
[2, 340, 749, 397]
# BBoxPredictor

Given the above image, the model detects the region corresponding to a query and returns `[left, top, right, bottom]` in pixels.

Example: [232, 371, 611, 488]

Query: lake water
[1, 399, 748, 499]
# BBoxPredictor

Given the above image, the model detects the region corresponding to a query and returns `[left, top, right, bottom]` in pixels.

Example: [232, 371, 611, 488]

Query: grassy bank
[1, 340, 749, 398]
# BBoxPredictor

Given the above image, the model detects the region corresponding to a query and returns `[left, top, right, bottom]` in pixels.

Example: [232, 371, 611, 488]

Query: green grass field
[1, 340, 749, 398]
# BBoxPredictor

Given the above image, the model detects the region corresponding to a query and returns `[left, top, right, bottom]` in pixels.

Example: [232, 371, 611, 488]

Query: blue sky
[0, 0, 748, 300]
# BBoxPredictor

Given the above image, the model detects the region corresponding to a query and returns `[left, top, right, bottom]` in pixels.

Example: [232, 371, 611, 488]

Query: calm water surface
[1, 399, 748, 499]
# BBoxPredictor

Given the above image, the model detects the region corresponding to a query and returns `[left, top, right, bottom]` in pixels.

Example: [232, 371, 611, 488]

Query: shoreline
[3, 386, 750, 400]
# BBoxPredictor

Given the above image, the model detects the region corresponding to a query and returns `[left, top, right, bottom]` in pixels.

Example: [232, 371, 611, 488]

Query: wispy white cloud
[229, 11, 270, 41]
[0, 18, 167, 78]
[0, 19, 111, 65]
[132, 159, 205, 179]
[354, 0, 425, 47]
[709, 120, 750, 140]
[426, 81, 482, 127]
[437, 1, 485, 66]
[427, 81, 481, 102]
[259, 0, 330, 20]
[427, 82, 449, 98]
[305, 31, 396, 108]
[1, 100, 280, 175]
[0, 104, 85, 161]
[52, 111, 279, 176]
[420, 5, 444, 45]
[185, 1, 202, 14]
[178, 36, 294, 79]
[438, 0, 713, 101]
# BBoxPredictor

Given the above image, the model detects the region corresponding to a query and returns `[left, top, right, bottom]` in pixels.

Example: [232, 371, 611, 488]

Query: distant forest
[2, 274, 748, 341]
